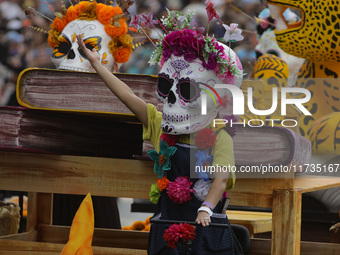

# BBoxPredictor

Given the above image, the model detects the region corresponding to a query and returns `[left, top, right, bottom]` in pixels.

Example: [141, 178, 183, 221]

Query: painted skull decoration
[47, 1, 133, 72]
[157, 43, 243, 135]
[51, 19, 114, 72]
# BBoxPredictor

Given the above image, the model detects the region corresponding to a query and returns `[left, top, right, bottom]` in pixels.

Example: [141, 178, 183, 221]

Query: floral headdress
[129, 1, 244, 84]
[45, 1, 133, 63]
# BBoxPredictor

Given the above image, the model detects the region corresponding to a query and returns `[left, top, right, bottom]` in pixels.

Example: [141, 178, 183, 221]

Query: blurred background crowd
[0, 0, 264, 107]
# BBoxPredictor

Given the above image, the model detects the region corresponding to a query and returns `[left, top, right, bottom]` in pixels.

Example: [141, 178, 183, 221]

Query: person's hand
[195, 211, 211, 227]
[76, 34, 100, 65]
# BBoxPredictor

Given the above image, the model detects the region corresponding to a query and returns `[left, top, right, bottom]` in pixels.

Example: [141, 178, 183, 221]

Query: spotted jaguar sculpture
[267, 0, 340, 155]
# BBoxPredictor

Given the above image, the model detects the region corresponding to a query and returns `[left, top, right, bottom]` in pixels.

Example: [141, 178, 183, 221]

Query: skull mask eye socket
[52, 34, 71, 58]
[157, 73, 174, 98]
[78, 36, 102, 59]
[177, 77, 200, 103]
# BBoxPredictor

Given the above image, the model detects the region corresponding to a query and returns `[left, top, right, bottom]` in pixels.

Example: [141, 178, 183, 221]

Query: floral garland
[130, 2, 244, 84]
[47, 1, 133, 63]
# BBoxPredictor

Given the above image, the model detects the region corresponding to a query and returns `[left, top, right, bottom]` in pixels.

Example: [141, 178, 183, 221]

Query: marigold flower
[65, 6, 78, 23]
[113, 47, 132, 63]
[132, 221, 145, 230]
[97, 5, 115, 24]
[157, 177, 170, 192]
[53, 17, 67, 32]
[104, 20, 128, 37]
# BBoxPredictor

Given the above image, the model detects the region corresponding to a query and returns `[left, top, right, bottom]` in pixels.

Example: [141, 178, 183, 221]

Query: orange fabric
[61, 193, 94, 255]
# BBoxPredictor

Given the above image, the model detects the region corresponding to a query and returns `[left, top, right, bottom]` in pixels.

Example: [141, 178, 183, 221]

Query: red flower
[195, 128, 216, 150]
[205, 0, 222, 24]
[166, 176, 195, 204]
[163, 223, 196, 249]
[160, 133, 178, 147]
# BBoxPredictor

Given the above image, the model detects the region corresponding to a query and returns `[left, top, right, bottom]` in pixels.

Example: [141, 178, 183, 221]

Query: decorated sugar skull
[48, 1, 133, 72]
[153, 29, 243, 135]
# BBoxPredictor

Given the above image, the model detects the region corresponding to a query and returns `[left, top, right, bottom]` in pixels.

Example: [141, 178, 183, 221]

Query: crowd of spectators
[0, 0, 264, 106]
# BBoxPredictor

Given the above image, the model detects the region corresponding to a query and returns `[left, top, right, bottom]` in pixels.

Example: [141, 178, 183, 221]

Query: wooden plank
[0, 230, 37, 241]
[228, 192, 273, 208]
[26, 193, 37, 233]
[271, 190, 302, 255]
[250, 238, 340, 255]
[226, 210, 272, 235]
[232, 178, 293, 195]
[37, 225, 149, 250]
[38, 193, 53, 225]
[294, 175, 340, 193]
[0, 151, 156, 199]
[0, 239, 147, 254]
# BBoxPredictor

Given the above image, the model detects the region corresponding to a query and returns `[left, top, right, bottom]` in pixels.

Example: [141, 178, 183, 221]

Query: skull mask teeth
[51, 19, 115, 72]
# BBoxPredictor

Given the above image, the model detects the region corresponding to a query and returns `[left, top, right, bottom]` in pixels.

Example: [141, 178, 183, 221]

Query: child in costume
[77, 9, 243, 254]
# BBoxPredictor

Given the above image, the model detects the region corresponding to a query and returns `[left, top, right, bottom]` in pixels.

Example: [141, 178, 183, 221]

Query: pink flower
[205, 0, 222, 23]
[202, 53, 217, 70]
[167, 176, 195, 204]
[219, 71, 236, 85]
[163, 223, 196, 248]
[130, 15, 142, 30]
[141, 12, 158, 29]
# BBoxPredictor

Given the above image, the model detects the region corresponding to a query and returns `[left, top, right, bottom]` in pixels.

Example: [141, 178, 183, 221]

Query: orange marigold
[65, 6, 79, 23]
[132, 221, 145, 231]
[48, 29, 61, 48]
[53, 17, 67, 32]
[47, 34, 55, 48]
[97, 5, 115, 24]
[157, 177, 170, 192]
[142, 225, 151, 232]
[113, 5, 123, 16]
[75, 1, 88, 12]
[104, 20, 127, 37]
[119, 34, 133, 45]
[113, 47, 132, 63]
[121, 226, 133, 230]
[78, 1, 97, 21]
[144, 216, 152, 225]
[96, 3, 106, 15]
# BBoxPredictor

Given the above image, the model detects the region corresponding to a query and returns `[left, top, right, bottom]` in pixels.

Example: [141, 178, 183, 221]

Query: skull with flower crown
[154, 29, 243, 135]
[47, 1, 133, 72]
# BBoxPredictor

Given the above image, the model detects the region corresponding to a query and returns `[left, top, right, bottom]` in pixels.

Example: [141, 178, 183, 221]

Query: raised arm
[76, 34, 148, 127]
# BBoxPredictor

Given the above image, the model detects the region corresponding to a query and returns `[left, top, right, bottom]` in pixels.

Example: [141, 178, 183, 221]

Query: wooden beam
[294, 175, 340, 193]
[0, 239, 147, 254]
[0, 230, 37, 241]
[37, 225, 149, 250]
[250, 238, 340, 255]
[271, 190, 302, 255]
[0, 151, 156, 199]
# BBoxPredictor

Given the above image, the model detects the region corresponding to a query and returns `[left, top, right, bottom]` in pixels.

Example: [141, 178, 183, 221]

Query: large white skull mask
[157, 45, 243, 135]
[51, 19, 115, 72]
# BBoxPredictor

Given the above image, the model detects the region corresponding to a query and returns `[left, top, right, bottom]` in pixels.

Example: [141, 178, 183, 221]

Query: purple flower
[141, 12, 158, 29]
[162, 48, 172, 61]
[130, 15, 142, 30]
[184, 50, 197, 61]
[202, 53, 217, 70]
[172, 45, 183, 56]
